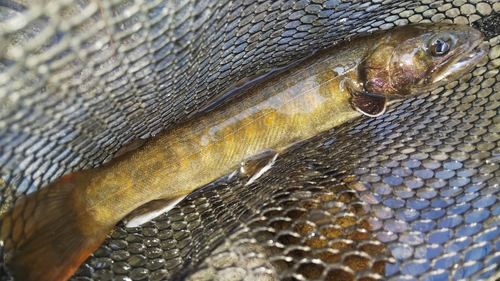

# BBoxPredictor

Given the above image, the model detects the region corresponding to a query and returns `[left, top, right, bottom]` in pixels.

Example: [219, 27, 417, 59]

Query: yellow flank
[81, 58, 360, 226]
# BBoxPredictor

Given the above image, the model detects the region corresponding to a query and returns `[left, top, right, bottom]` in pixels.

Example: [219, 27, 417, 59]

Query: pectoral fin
[125, 195, 187, 228]
[350, 89, 387, 117]
[240, 149, 279, 186]
[344, 79, 387, 117]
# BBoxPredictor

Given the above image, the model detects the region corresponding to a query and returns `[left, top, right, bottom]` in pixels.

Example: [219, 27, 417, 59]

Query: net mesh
[0, 0, 499, 280]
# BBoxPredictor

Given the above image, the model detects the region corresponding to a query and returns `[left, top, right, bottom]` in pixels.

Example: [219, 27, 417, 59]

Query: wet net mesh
[0, 0, 499, 280]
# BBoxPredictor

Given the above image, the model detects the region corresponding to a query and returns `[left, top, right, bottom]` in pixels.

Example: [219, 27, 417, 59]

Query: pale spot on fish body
[200, 135, 209, 146]
[332, 66, 346, 76]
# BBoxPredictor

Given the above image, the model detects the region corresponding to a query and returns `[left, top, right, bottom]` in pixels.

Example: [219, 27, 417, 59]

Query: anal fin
[124, 195, 187, 228]
[240, 149, 279, 186]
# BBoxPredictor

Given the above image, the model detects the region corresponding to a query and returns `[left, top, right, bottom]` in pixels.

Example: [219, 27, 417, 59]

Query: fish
[0, 23, 488, 281]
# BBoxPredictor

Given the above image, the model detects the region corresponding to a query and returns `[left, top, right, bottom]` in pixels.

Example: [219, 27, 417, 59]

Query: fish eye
[428, 34, 453, 57]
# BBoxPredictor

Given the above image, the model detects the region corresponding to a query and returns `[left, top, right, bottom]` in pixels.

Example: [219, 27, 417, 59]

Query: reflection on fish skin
[0, 23, 488, 281]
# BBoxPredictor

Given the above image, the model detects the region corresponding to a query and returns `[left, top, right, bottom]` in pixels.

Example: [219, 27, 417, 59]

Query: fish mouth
[446, 42, 489, 74]
[432, 36, 489, 83]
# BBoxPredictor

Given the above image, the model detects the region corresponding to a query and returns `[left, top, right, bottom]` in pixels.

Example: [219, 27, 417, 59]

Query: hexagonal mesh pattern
[0, 0, 499, 280]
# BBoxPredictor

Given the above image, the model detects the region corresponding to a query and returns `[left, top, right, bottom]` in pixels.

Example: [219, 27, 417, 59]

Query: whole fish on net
[0, 23, 489, 281]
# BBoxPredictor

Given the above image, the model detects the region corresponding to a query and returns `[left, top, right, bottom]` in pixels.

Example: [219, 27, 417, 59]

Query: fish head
[361, 23, 489, 98]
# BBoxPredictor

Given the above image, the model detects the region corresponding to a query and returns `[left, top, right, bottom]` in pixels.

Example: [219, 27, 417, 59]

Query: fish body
[0, 23, 488, 281]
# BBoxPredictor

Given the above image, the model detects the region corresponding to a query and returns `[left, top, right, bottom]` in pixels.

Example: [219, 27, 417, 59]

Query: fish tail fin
[1, 173, 109, 281]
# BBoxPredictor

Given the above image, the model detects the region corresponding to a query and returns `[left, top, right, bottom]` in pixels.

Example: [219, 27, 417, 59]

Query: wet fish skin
[0, 23, 488, 281]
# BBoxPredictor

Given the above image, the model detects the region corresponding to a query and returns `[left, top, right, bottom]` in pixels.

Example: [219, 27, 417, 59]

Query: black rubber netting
[0, 0, 499, 280]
